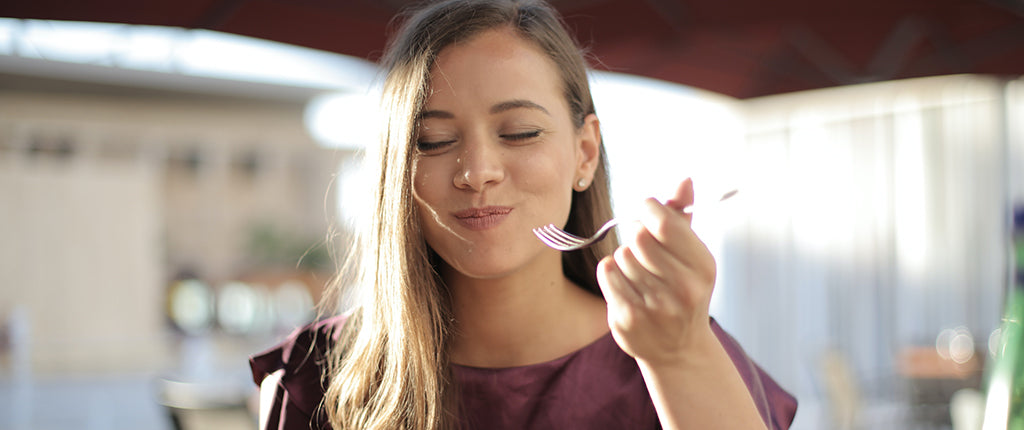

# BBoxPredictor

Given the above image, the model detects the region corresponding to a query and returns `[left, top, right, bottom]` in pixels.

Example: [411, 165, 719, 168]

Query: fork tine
[534, 188, 740, 251]
[536, 226, 577, 247]
[546, 226, 586, 245]
[534, 221, 613, 251]
[534, 233, 558, 249]
[532, 223, 589, 249]
[533, 225, 585, 250]
[533, 229, 568, 250]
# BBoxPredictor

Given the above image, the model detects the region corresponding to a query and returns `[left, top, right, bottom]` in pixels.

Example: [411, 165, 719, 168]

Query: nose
[453, 138, 504, 191]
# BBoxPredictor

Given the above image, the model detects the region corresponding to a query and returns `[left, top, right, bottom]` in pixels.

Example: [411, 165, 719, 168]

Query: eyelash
[416, 140, 454, 152]
[416, 130, 542, 153]
[501, 130, 542, 141]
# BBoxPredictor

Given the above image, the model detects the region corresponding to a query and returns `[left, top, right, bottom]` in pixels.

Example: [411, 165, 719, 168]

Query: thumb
[665, 178, 695, 222]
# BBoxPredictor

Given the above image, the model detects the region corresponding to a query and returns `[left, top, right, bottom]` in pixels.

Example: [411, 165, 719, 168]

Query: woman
[250, 0, 797, 429]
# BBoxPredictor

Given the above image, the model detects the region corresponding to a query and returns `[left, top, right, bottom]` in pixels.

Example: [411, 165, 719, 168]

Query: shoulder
[710, 317, 799, 430]
[249, 314, 348, 426]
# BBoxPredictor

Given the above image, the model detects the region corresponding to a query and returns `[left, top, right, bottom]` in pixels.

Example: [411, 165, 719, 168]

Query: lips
[453, 206, 512, 230]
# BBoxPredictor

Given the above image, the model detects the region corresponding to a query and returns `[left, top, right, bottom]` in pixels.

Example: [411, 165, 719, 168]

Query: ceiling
[3, 0, 1024, 98]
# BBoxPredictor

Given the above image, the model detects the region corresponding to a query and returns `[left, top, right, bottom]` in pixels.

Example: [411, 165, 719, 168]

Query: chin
[450, 259, 518, 280]
[441, 249, 528, 280]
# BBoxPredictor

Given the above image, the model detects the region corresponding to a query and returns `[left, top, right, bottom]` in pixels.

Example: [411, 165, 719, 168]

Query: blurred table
[898, 347, 983, 427]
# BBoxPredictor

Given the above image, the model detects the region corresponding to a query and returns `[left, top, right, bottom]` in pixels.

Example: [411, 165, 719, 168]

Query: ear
[574, 113, 601, 191]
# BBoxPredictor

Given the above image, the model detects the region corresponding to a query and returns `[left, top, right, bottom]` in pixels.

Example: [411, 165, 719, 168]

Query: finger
[637, 198, 718, 287]
[620, 240, 699, 317]
[638, 197, 703, 262]
[665, 178, 695, 223]
[596, 256, 644, 307]
[612, 246, 663, 306]
[629, 225, 688, 283]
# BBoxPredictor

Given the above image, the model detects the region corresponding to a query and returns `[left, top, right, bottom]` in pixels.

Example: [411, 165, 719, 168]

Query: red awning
[3, 0, 1022, 98]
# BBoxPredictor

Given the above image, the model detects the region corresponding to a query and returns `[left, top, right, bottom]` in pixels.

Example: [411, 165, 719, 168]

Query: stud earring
[576, 178, 587, 189]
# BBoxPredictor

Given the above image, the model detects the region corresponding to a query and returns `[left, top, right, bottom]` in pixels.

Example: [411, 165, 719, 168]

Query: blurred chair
[949, 388, 983, 430]
[820, 348, 861, 430]
[158, 275, 315, 429]
[161, 280, 257, 430]
[158, 372, 253, 430]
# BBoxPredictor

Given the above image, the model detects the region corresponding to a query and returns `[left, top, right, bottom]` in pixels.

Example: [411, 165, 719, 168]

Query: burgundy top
[250, 316, 797, 430]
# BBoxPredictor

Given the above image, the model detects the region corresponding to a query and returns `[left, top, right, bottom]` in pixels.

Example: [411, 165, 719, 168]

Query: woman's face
[411, 27, 600, 280]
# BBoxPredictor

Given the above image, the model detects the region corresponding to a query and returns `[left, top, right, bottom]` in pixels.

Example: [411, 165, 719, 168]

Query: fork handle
[679, 189, 738, 214]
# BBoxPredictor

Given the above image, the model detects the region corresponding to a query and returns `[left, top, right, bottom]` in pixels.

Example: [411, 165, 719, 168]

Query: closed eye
[500, 130, 542, 141]
[416, 140, 455, 153]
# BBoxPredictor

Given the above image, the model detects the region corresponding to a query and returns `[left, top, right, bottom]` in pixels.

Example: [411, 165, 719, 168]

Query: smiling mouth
[453, 206, 512, 230]
[455, 206, 513, 219]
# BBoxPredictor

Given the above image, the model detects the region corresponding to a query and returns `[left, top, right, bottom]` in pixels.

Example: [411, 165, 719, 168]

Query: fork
[533, 189, 738, 251]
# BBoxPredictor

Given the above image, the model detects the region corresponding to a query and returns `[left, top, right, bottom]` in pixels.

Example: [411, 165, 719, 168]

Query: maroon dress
[250, 316, 797, 429]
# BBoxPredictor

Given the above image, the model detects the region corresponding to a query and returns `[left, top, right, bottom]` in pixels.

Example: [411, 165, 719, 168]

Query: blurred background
[1, 0, 1023, 429]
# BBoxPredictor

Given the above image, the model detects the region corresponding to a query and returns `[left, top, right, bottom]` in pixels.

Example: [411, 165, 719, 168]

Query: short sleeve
[710, 318, 798, 429]
[250, 316, 346, 430]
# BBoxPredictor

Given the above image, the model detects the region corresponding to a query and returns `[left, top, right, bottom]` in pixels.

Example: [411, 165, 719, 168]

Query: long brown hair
[322, 1, 618, 428]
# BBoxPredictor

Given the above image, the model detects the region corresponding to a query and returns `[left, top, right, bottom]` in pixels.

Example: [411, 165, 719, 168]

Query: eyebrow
[418, 110, 454, 120]
[417, 99, 550, 120]
[490, 99, 550, 115]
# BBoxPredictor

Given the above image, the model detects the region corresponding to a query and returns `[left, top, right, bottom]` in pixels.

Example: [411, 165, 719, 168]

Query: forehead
[426, 28, 564, 108]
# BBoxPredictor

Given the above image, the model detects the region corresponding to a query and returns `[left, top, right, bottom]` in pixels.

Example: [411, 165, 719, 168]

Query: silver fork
[533, 189, 738, 251]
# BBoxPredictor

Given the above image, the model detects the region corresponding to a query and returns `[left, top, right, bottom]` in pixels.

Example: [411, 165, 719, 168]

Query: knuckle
[614, 246, 633, 264]
[651, 217, 672, 238]
[634, 228, 660, 250]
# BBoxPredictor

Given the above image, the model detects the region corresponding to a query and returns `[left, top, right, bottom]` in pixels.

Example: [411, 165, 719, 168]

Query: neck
[444, 251, 608, 368]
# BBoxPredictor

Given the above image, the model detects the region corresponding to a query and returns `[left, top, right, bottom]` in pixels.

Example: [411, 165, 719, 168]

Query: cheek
[411, 163, 442, 239]
[516, 143, 575, 190]
[411, 158, 470, 255]
[513, 146, 576, 226]
[412, 159, 443, 208]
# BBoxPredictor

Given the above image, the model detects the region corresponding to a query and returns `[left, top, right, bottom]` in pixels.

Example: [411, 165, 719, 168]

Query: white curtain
[717, 75, 1019, 428]
[595, 73, 1021, 429]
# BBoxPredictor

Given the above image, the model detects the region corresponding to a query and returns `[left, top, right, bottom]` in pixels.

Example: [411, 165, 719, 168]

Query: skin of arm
[596, 178, 767, 430]
[635, 329, 766, 430]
